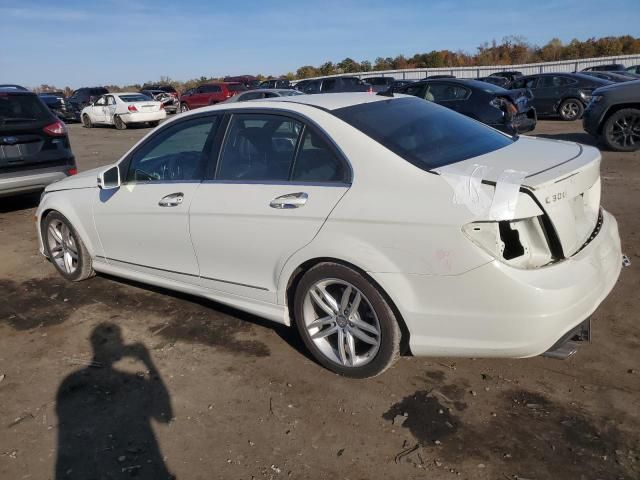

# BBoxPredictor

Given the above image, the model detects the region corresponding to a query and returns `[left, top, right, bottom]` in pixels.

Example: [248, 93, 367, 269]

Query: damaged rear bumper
[370, 209, 622, 358]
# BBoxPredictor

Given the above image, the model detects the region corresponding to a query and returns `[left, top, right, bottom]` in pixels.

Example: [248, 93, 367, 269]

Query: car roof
[415, 78, 498, 89]
[0, 84, 30, 93]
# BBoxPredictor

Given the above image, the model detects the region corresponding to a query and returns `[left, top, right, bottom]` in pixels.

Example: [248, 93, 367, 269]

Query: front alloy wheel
[294, 263, 401, 378]
[43, 212, 94, 281]
[559, 99, 583, 121]
[602, 108, 640, 152]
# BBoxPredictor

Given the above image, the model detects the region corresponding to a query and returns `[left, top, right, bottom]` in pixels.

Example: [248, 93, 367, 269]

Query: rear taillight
[67, 167, 77, 176]
[43, 120, 66, 136]
[128, 105, 138, 112]
[367, 86, 373, 93]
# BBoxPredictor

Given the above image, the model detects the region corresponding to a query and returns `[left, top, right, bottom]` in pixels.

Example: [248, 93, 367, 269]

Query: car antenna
[377, 84, 394, 97]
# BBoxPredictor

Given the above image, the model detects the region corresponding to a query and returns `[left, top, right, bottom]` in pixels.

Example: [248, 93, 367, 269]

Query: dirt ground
[1, 118, 639, 480]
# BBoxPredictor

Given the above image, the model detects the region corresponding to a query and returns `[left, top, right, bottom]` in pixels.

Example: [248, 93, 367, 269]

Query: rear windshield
[332, 96, 514, 170]
[227, 84, 248, 92]
[0, 94, 51, 125]
[120, 94, 151, 102]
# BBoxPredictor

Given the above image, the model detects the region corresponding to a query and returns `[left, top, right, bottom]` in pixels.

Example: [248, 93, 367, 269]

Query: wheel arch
[283, 256, 411, 354]
[597, 103, 640, 134]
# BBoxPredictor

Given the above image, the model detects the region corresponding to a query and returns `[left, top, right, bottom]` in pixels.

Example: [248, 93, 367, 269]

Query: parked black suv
[66, 87, 109, 120]
[509, 73, 612, 120]
[300, 76, 372, 94]
[583, 80, 640, 151]
[0, 86, 76, 197]
[396, 78, 536, 134]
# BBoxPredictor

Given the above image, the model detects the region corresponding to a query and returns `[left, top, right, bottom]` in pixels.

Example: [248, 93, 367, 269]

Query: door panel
[93, 183, 202, 283]
[189, 183, 348, 301]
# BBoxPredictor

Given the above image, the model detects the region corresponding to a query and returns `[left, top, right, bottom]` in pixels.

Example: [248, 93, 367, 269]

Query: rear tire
[114, 115, 127, 130]
[42, 212, 94, 282]
[148, 121, 159, 127]
[601, 108, 640, 152]
[558, 98, 584, 121]
[294, 262, 401, 378]
[82, 114, 92, 128]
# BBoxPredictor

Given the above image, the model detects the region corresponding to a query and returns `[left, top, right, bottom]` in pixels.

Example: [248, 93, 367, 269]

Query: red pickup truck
[179, 82, 246, 112]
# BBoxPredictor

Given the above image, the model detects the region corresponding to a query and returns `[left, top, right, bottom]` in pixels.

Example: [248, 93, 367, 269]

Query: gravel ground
[0, 118, 639, 480]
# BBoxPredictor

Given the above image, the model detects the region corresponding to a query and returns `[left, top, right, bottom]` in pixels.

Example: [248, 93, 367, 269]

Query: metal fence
[295, 54, 640, 82]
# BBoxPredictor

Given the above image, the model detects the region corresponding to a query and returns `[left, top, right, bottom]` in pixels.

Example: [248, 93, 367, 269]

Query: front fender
[37, 188, 101, 258]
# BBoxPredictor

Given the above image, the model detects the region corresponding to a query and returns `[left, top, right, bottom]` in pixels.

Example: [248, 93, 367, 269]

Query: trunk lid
[436, 136, 602, 257]
[133, 101, 161, 112]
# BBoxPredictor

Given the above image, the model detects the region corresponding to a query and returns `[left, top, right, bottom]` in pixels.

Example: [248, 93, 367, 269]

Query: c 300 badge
[545, 191, 567, 204]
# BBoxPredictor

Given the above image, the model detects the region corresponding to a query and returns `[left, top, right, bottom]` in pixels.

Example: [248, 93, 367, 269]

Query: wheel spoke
[339, 285, 352, 312]
[308, 315, 334, 329]
[351, 317, 379, 336]
[337, 329, 347, 365]
[346, 332, 356, 366]
[311, 325, 338, 340]
[350, 291, 362, 314]
[63, 251, 74, 273]
[348, 325, 378, 345]
[310, 286, 339, 316]
[48, 224, 62, 243]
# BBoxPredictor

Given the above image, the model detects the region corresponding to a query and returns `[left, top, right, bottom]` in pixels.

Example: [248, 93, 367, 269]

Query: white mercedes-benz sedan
[36, 93, 623, 378]
[80, 92, 166, 130]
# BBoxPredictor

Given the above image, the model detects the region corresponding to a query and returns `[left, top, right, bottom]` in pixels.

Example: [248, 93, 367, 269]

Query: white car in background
[37, 93, 623, 378]
[80, 92, 166, 130]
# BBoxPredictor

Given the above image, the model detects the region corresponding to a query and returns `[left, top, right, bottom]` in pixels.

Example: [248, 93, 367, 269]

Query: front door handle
[270, 192, 308, 209]
[158, 192, 184, 207]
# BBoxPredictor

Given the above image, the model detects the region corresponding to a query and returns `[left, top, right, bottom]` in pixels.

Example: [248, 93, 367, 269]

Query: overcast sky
[1, 0, 638, 88]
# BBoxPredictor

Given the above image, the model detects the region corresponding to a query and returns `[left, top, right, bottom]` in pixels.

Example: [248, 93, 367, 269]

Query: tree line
[35, 35, 640, 96]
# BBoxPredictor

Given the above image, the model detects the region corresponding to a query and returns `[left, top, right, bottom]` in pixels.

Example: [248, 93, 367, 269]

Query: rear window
[119, 94, 151, 102]
[227, 84, 248, 92]
[0, 94, 51, 125]
[91, 88, 109, 95]
[332, 97, 514, 170]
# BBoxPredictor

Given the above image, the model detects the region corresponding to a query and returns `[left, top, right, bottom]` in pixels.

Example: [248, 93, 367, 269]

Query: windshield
[332, 96, 514, 170]
[0, 93, 51, 125]
[120, 94, 151, 102]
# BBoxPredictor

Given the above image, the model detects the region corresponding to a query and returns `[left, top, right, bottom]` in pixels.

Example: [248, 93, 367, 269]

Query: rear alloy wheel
[294, 263, 401, 378]
[82, 114, 92, 128]
[114, 115, 127, 130]
[558, 99, 584, 121]
[43, 212, 94, 282]
[180, 103, 189, 113]
[602, 108, 640, 152]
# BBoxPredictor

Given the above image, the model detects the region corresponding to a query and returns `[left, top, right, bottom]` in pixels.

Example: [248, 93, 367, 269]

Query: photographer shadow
[55, 322, 175, 479]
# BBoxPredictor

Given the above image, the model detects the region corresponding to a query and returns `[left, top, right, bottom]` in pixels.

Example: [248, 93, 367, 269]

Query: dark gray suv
[0, 86, 77, 197]
[583, 80, 640, 151]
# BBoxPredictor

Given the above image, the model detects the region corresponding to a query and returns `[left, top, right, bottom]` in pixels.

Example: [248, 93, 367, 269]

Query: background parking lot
[1, 120, 639, 479]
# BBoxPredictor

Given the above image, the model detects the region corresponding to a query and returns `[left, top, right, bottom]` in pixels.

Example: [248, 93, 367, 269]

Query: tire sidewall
[114, 116, 127, 130]
[294, 263, 400, 378]
[82, 114, 92, 128]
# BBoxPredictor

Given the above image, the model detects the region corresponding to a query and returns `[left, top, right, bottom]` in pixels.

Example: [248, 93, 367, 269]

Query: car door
[90, 95, 107, 123]
[105, 95, 117, 124]
[189, 112, 351, 303]
[529, 76, 562, 114]
[426, 82, 470, 113]
[93, 114, 221, 284]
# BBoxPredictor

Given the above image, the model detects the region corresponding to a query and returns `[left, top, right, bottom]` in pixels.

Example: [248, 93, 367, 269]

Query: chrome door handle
[158, 192, 184, 207]
[270, 192, 308, 209]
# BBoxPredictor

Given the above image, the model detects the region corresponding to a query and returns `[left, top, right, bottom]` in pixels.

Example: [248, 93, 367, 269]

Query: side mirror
[98, 165, 121, 190]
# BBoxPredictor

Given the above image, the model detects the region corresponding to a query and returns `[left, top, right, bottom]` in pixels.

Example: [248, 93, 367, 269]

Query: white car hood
[44, 166, 105, 192]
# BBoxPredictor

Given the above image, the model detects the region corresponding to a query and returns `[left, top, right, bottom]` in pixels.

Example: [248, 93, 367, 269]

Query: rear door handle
[270, 192, 308, 209]
[158, 192, 184, 207]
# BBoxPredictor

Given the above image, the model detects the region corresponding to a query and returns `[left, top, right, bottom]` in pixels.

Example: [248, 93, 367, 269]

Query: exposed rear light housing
[67, 167, 78, 176]
[128, 105, 138, 112]
[43, 120, 66, 137]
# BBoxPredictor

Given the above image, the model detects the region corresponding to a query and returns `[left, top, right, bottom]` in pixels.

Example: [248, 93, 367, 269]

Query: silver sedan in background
[223, 88, 303, 103]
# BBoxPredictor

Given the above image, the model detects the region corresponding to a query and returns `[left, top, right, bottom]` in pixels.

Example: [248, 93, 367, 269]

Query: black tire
[148, 121, 159, 128]
[558, 98, 584, 121]
[293, 262, 401, 378]
[114, 115, 127, 130]
[82, 114, 92, 128]
[42, 211, 94, 282]
[601, 108, 640, 152]
[180, 103, 189, 113]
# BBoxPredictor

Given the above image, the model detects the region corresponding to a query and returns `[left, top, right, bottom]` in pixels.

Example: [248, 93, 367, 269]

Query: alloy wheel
[610, 113, 640, 148]
[46, 219, 78, 275]
[561, 101, 579, 120]
[302, 279, 381, 367]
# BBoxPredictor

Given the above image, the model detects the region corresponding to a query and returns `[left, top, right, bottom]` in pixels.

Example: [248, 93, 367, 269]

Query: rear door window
[292, 129, 348, 183]
[321, 79, 336, 92]
[216, 114, 302, 181]
[427, 83, 470, 101]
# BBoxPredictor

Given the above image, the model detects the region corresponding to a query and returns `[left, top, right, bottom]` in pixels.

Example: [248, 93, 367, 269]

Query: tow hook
[622, 254, 631, 268]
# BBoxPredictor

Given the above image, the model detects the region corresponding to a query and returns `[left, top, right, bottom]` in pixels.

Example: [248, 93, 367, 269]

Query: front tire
[42, 212, 94, 282]
[558, 98, 584, 121]
[114, 115, 127, 130]
[294, 262, 401, 378]
[82, 114, 92, 128]
[180, 103, 189, 113]
[601, 108, 640, 152]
